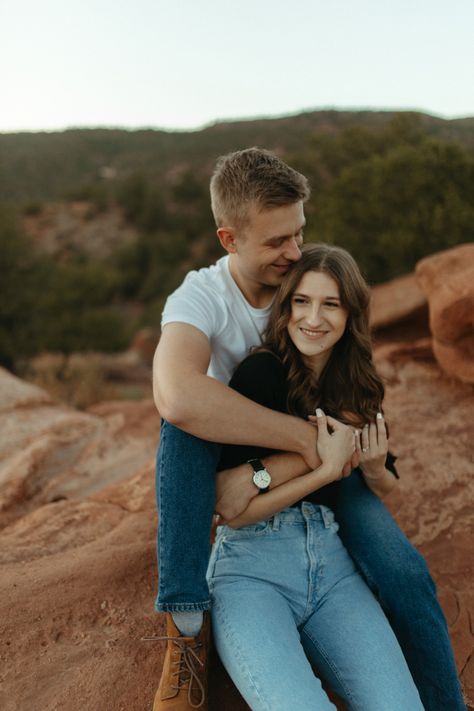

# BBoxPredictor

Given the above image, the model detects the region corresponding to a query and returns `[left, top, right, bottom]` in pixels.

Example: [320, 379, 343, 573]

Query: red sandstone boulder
[416, 244, 474, 383]
[0, 366, 160, 528]
[370, 272, 427, 330]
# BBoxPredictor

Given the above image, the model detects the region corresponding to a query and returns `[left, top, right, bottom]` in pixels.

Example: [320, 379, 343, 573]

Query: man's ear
[217, 227, 238, 254]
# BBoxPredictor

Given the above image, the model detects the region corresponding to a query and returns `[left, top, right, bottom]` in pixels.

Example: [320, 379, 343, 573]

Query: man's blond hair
[210, 147, 310, 230]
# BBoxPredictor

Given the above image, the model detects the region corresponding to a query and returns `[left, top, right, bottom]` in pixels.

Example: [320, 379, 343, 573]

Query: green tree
[0, 208, 53, 366]
[0, 208, 130, 366]
[312, 139, 474, 282]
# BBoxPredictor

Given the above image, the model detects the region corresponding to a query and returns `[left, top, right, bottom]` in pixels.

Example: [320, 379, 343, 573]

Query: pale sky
[1, 0, 473, 133]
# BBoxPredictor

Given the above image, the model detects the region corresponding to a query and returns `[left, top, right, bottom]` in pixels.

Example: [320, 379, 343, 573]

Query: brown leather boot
[144, 612, 210, 710]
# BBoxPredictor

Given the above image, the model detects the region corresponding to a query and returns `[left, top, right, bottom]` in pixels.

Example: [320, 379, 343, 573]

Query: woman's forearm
[215, 451, 313, 522]
[362, 467, 398, 497]
[226, 463, 337, 528]
[263, 451, 311, 486]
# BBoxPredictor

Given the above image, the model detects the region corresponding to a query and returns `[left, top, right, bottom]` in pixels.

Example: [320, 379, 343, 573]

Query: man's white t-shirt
[161, 256, 272, 383]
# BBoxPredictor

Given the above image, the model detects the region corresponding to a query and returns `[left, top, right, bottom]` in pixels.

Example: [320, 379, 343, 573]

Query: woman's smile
[299, 326, 329, 339]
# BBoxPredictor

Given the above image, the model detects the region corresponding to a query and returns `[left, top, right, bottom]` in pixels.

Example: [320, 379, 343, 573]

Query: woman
[207, 244, 424, 711]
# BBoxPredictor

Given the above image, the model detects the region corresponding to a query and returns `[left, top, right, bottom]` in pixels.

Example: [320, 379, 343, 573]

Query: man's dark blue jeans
[155, 420, 466, 710]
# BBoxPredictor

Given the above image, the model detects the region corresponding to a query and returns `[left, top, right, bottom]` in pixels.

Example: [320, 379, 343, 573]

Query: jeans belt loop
[272, 513, 281, 531]
[301, 502, 311, 523]
[321, 506, 333, 529]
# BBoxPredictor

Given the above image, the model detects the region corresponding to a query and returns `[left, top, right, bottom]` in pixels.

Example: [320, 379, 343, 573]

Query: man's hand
[307, 414, 359, 476]
[314, 410, 356, 479]
[341, 449, 360, 476]
[215, 463, 257, 522]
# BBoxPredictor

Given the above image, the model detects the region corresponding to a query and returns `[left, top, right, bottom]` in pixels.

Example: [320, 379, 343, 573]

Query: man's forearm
[156, 371, 319, 466]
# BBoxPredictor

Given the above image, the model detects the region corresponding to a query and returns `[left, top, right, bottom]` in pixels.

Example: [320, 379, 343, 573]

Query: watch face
[253, 469, 271, 489]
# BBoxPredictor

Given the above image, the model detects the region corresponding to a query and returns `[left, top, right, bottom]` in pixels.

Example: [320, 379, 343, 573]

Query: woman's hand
[355, 413, 388, 481]
[315, 409, 355, 480]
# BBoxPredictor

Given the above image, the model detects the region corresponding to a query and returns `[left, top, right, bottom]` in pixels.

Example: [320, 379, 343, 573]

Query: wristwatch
[248, 458, 272, 493]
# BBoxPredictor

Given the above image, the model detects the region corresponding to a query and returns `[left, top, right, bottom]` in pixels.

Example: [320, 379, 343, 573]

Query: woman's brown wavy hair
[261, 243, 384, 426]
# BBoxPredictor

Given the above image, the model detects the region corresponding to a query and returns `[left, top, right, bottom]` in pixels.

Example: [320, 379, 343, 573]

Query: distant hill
[1, 110, 473, 203]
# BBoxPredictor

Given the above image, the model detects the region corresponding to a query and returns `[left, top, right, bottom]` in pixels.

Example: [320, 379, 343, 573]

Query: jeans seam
[348, 554, 378, 594]
[213, 598, 274, 711]
[301, 627, 357, 708]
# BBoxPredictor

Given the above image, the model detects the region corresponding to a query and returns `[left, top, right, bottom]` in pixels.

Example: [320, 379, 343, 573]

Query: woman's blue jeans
[155, 420, 466, 710]
[207, 504, 424, 711]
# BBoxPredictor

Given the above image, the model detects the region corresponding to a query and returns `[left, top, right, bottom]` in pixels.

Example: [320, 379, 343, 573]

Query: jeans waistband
[269, 503, 335, 531]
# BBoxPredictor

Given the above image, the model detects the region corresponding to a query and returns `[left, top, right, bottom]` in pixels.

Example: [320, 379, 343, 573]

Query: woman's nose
[307, 305, 323, 325]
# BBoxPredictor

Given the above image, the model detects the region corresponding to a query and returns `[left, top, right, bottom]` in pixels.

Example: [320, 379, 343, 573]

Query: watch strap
[248, 458, 265, 474]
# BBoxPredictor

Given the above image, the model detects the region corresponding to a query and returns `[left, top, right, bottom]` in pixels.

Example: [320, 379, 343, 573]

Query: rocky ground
[1, 245, 473, 710]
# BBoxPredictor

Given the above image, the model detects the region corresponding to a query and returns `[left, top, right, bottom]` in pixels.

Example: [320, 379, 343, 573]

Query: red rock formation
[0, 367, 160, 529]
[416, 243, 474, 383]
[370, 272, 427, 330]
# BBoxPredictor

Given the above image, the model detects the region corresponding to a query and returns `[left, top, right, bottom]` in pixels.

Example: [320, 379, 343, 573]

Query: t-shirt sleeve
[161, 275, 225, 340]
[218, 351, 288, 470]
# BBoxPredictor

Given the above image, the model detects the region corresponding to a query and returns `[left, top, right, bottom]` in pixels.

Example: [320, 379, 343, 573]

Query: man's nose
[283, 237, 302, 262]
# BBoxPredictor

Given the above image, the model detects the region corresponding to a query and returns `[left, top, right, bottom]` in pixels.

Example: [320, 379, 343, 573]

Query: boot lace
[142, 635, 205, 708]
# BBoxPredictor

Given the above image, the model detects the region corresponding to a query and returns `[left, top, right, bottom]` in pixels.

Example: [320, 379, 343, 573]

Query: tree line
[1, 113, 473, 368]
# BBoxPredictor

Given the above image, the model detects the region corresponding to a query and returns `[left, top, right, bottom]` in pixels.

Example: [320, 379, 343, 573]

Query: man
[151, 148, 465, 711]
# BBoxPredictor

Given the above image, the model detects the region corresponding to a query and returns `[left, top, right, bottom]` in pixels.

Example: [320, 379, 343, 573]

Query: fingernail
[376, 412, 383, 420]
[316, 408, 324, 417]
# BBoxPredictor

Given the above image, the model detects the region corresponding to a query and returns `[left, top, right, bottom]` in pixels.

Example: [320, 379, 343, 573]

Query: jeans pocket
[207, 535, 226, 591]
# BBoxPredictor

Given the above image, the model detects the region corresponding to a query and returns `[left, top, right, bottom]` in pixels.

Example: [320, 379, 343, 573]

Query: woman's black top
[218, 351, 398, 509]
